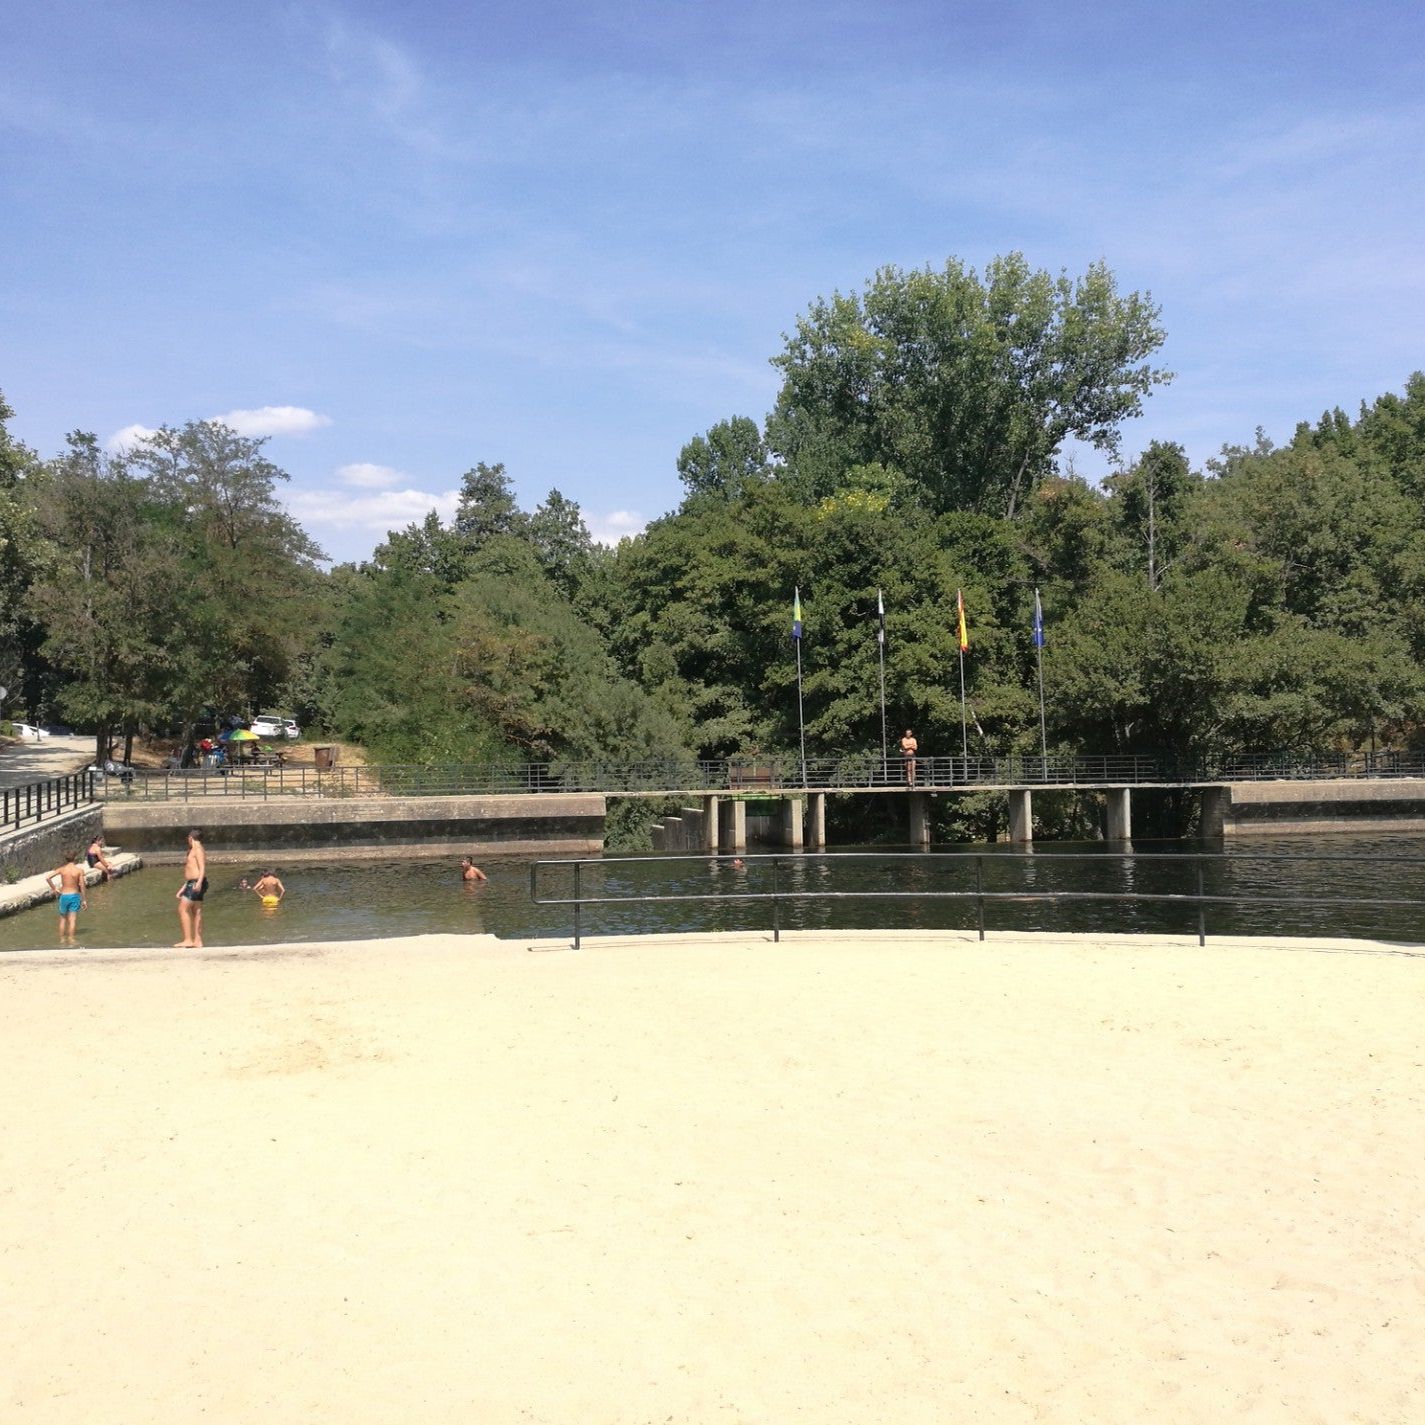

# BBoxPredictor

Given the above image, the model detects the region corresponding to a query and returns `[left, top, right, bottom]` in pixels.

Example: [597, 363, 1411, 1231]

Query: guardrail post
[975, 855, 985, 940]
[1196, 861, 1206, 946]
[573, 861, 582, 950]
[772, 857, 781, 943]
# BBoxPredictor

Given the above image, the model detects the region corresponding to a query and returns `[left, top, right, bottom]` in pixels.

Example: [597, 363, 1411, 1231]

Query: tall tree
[454, 462, 526, 549]
[767, 253, 1171, 517]
[676, 416, 770, 506]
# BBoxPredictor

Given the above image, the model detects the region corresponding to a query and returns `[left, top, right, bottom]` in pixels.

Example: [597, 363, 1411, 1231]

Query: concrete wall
[1, 806, 103, 881]
[101, 793, 605, 861]
[1222, 779, 1425, 835]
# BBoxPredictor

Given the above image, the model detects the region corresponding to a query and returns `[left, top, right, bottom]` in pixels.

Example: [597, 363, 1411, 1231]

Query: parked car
[251, 715, 300, 740]
[10, 722, 50, 742]
[43, 723, 74, 736]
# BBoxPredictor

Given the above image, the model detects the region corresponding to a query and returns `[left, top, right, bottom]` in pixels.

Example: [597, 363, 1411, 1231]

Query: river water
[4, 833, 1425, 952]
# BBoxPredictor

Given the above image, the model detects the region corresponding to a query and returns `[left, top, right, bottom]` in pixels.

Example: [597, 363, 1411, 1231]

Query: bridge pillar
[1106, 787, 1132, 841]
[1199, 786, 1228, 838]
[908, 792, 930, 848]
[1008, 789, 1033, 843]
[720, 798, 747, 852]
[781, 796, 804, 849]
[808, 792, 826, 849]
[703, 795, 720, 852]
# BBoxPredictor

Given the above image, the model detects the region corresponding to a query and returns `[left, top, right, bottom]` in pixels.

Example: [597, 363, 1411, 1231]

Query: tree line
[4, 252, 1425, 839]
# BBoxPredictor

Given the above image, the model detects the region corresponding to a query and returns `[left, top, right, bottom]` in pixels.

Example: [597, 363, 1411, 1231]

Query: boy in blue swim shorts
[46, 853, 88, 943]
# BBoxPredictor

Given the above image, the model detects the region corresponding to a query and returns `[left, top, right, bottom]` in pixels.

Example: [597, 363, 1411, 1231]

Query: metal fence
[100, 752, 1182, 801]
[1, 770, 97, 834]
[531, 849, 1425, 950]
[90, 750, 1425, 802]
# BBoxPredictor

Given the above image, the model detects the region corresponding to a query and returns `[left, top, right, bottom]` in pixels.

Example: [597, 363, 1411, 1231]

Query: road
[0, 734, 94, 790]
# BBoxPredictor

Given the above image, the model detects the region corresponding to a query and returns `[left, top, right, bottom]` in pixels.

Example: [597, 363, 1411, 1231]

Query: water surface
[3, 835, 1425, 952]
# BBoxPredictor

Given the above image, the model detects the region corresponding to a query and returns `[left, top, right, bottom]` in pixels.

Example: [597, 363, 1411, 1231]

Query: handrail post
[573, 861, 582, 950]
[772, 857, 781, 943]
[975, 855, 985, 940]
[1196, 861, 1206, 946]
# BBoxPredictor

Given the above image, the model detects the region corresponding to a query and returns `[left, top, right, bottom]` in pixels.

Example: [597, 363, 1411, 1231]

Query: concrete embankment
[0, 804, 104, 883]
[100, 792, 605, 861]
[0, 850, 143, 919]
[1223, 778, 1425, 834]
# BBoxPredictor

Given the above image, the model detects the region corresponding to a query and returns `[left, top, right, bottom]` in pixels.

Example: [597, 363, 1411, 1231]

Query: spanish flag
[956, 588, 969, 652]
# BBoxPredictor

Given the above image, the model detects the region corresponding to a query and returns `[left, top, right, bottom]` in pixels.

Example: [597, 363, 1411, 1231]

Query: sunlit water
[4, 835, 1425, 953]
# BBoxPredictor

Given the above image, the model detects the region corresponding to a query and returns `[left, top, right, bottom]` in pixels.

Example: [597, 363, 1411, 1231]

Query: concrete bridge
[12, 749, 1425, 867]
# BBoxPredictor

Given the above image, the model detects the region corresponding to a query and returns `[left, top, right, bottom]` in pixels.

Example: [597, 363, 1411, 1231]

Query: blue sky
[3, 0, 1423, 562]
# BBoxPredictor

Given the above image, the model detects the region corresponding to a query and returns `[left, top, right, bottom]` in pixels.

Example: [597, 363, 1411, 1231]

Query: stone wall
[0, 806, 103, 882]
[101, 793, 605, 861]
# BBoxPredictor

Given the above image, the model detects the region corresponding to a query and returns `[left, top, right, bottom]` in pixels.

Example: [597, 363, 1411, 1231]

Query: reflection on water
[3, 833, 1425, 952]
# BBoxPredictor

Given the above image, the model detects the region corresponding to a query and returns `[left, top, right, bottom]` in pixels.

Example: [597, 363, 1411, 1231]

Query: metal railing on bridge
[97, 752, 1175, 801]
[90, 749, 1425, 802]
[1, 770, 97, 834]
[531, 850, 1425, 950]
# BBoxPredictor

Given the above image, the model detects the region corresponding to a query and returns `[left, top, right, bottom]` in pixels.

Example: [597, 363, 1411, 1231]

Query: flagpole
[1034, 587, 1048, 769]
[956, 588, 969, 762]
[795, 586, 808, 788]
[877, 589, 888, 784]
[958, 644, 968, 761]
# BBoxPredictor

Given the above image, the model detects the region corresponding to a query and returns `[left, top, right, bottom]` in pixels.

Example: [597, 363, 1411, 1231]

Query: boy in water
[175, 829, 207, 948]
[248, 869, 285, 904]
[460, 856, 488, 882]
[46, 853, 88, 943]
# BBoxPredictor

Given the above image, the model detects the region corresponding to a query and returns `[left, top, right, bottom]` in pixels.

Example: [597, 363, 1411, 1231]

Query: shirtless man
[175, 828, 207, 948]
[248, 869, 285, 904]
[85, 835, 113, 882]
[899, 728, 919, 787]
[46, 853, 87, 943]
[460, 856, 488, 883]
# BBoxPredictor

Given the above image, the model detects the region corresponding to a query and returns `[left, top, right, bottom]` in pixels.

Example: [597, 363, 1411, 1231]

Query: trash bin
[314, 746, 337, 770]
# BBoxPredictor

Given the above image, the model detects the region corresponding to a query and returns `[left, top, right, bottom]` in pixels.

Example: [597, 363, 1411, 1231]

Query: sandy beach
[2, 928, 1422, 1423]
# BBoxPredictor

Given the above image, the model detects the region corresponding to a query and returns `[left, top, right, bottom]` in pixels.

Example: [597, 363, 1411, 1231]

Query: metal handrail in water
[529, 850, 1425, 950]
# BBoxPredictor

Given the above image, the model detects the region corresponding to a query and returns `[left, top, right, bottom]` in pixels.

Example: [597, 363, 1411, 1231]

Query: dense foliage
[6, 254, 1425, 843]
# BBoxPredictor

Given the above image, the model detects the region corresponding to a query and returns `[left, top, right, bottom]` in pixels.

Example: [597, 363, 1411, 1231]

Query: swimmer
[248, 869, 285, 906]
[460, 856, 488, 883]
[46, 852, 88, 943]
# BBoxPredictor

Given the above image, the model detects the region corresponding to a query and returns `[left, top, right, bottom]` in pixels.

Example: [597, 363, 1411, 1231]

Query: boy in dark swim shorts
[175, 829, 207, 948]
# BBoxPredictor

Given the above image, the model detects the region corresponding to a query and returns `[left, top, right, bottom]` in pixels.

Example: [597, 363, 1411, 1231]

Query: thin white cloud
[107, 423, 158, 452]
[336, 461, 405, 489]
[586, 510, 646, 546]
[211, 405, 332, 438]
[285, 487, 458, 533]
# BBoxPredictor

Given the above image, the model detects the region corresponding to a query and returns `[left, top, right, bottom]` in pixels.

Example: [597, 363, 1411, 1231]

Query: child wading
[46, 853, 88, 943]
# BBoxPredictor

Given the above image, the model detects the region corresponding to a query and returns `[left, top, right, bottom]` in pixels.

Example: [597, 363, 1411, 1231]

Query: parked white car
[251, 716, 300, 740]
[10, 722, 50, 742]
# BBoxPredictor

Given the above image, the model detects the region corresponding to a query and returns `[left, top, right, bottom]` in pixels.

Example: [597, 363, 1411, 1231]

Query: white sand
[2, 929, 1423, 1423]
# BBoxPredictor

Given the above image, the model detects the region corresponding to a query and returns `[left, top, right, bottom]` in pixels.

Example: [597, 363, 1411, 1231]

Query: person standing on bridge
[899, 729, 919, 787]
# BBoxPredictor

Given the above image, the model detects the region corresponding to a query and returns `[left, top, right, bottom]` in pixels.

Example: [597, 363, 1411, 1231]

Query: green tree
[767, 253, 1171, 517]
[527, 488, 595, 600]
[676, 416, 770, 507]
[454, 462, 526, 549]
